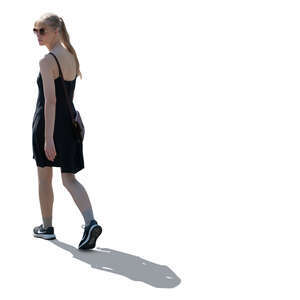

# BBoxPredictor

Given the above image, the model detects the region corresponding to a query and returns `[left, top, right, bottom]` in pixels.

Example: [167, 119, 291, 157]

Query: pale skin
[34, 22, 93, 223]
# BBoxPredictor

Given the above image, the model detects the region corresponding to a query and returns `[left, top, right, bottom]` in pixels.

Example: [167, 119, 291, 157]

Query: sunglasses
[33, 27, 48, 35]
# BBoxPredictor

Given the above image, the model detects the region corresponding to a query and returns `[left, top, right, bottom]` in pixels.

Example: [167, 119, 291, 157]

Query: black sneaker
[33, 224, 56, 240]
[78, 219, 102, 250]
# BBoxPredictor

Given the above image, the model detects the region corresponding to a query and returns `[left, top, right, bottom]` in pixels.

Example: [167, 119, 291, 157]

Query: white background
[1, 0, 299, 299]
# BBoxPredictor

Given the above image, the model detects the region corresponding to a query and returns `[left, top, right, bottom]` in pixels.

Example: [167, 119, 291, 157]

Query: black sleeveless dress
[32, 52, 84, 174]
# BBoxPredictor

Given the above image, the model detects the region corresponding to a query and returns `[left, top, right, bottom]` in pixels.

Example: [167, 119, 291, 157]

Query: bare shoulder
[39, 53, 52, 66]
[40, 52, 67, 79]
[39, 54, 54, 76]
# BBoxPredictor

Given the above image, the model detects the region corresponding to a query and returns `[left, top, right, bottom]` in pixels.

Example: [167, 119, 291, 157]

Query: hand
[44, 138, 57, 161]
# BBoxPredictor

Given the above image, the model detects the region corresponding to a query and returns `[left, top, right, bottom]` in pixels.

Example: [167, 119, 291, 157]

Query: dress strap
[48, 52, 64, 79]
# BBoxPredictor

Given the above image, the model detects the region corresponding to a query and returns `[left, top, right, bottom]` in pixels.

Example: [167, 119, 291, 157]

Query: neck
[48, 41, 62, 52]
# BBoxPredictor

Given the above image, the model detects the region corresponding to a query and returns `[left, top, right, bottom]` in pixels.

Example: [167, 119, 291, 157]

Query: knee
[61, 173, 76, 188]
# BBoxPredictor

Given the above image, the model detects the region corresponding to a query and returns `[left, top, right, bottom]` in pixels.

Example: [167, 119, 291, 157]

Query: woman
[32, 13, 102, 250]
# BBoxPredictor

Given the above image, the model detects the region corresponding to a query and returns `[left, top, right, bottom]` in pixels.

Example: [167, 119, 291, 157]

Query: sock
[82, 208, 95, 226]
[42, 216, 52, 229]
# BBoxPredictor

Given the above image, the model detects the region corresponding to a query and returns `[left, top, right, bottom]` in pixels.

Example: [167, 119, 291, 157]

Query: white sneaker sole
[33, 233, 56, 240]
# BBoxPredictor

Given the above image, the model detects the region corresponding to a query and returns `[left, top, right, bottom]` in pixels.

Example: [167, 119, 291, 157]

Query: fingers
[49, 148, 56, 161]
[45, 147, 56, 161]
[47, 151, 56, 161]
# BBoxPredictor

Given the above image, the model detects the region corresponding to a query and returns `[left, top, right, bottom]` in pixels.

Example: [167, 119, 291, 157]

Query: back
[48, 47, 77, 81]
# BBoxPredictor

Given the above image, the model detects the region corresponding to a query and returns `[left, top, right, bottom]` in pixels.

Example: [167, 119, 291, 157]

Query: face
[33, 23, 58, 45]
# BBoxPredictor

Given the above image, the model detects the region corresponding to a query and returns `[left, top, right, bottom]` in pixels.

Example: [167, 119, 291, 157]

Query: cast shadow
[49, 239, 181, 288]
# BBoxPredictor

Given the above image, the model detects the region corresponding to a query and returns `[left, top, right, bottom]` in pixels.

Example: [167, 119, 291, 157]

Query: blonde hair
[35, 13, 82, 79]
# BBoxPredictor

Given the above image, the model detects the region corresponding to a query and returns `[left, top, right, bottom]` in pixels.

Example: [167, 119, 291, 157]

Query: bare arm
[39, 56, 56, 140]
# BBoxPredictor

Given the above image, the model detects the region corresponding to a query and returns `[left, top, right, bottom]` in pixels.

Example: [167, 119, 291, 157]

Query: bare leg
[37, 166, 54, 228]
[61, 172, 95, 225]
